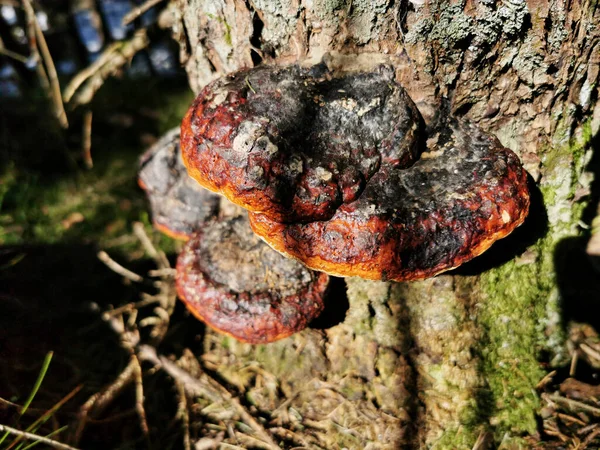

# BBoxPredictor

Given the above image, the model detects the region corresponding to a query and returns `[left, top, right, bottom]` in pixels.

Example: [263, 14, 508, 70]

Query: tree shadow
[556, 124, 600, 331]
[0, 243, 205, 447]
[580, 122, 600, 227]
[0, 244, 150, 403]
[556, 151, 600, 334]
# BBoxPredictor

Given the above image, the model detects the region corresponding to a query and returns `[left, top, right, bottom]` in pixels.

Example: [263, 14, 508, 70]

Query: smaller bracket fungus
[249, 121, 530, 281]
[138, 128, 221, 240]
[175, 215, 330, 343]
[180, 64, 422, 223]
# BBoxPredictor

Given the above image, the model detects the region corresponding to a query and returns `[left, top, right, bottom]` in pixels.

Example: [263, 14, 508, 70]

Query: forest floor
[1, 77, 600, 450]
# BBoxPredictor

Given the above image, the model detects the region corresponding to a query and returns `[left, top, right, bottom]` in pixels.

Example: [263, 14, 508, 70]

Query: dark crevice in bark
[394, 0, 411, 37]
[246, 0, 266, 64]
[199, 36, 218, 73]
[310, 277, 349, 330]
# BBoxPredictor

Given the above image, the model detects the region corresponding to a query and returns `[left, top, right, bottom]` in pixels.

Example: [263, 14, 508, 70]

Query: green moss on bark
[476, 116, 595, 443]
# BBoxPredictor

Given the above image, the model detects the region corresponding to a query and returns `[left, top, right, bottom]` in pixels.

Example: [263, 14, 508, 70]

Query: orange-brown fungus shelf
[175, 216, 329, 343]
[249, 121, 530, 281]
[180, 64, 422, 223]
[179, 61, 530, 282]
[138, 128, 220, 240]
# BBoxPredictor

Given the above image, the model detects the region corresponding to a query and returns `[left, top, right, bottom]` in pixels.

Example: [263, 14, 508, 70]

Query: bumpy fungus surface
[179, 62, 530, 281]
[180, 64, 422, 223]
[250, 121, 530, 280]
[175, 215, 329, 343]
[138, 128, 220, 240]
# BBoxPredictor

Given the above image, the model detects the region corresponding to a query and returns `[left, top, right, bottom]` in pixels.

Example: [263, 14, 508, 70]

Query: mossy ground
[0, 78, 193, 252]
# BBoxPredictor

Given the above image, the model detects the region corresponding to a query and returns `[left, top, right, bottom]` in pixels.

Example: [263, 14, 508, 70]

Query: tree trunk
[171, 0, 599, 447]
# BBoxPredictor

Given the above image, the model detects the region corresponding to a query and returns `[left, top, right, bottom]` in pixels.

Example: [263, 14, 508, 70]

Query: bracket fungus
[175, 215, 329, 343]
[139, 61, 530, 342]
[138, 128, 220, 240]
[139, 132, 330, 343]
[180, 63, 530, 282]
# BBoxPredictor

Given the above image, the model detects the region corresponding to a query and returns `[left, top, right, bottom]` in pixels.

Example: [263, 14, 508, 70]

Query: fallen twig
[536, 370, 557, 390]
[82, 110, 93, 169]
[583, 427, 600, 447]
[174, 381, 191, 450]
[132, 355, 150, 445]
[570, 349, 579, 377]
[70, 359, 137, 445]
[148, 268, 177, 277]
[97, 251, 144, 283]
[74, 228, 179, 444]
[546, 394, 600, 417]
[580, 343, 600, 364]
[0, 424, 79, 450]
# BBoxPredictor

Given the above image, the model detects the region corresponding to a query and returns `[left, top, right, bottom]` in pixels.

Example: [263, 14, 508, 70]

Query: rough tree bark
[170, 0, 599, 448]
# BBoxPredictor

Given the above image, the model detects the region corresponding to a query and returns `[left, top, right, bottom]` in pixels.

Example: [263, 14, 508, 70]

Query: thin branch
[132, 356, 150, 445]
[174, 381, 191, 450]
[122, 0, 164, 25]
[22, 1, 49, 93]
[82, 110, 93, 169]
[97, 251, 144, 283]
[70, 359, 137, 445]
[133, 222, 170, 269]
[0, 397, 44, 414]
[21, 0, 68, 128]
[22, 384, 83, 441]
[0, 46, 29, 64]
[546, 394, 600, 417]
[0, 424, 79, 450]
[63, 30, 149, 107]
[148, 268, 177, 277]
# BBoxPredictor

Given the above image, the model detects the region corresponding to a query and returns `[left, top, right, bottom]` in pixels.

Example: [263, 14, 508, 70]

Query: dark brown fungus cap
[175, 215, 329, 343]
[138, 128, 221, 240]
[180, 64, 422, 223]
[249, 121, 530, 281]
